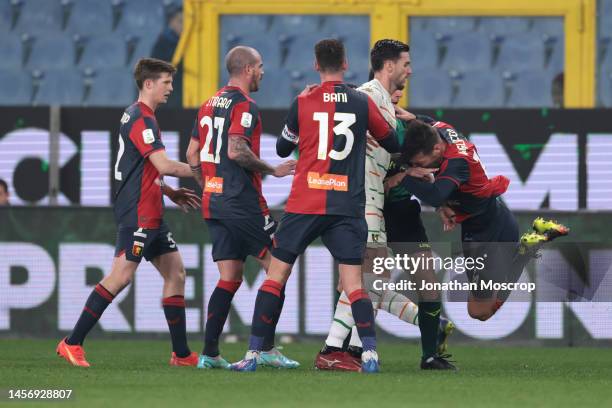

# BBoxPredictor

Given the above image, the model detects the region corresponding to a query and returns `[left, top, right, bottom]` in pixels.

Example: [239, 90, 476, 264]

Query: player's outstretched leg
[230, 257, 295, 372]
[57, 255, 136, 367]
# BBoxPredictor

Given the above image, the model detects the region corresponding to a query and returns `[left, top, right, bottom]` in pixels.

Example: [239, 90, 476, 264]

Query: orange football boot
[56, 338, 90, 367]
[169, 351, 199, 366]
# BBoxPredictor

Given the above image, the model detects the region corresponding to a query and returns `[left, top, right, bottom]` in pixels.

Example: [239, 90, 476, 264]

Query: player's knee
[167, 268, 186, 285]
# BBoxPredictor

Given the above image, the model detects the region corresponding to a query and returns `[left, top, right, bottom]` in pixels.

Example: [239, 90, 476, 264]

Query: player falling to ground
[187, 46, 297, 370]
[230, 39, 400, 373]
[316, 39, 454, 372]
[57, 58, 202, 367]
[395, 118, 569, 320]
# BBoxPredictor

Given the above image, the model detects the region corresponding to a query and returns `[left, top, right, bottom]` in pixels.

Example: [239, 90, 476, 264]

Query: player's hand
[394, 106, 416, 121]
[300, 84, 318, 96]
[384, 170, 408, 193]
[273, 159, 296, 177]
[406, 166, 437, 181]
[437, 206, 457, 232]
[366, 135, 380, 152]
[167, 187, 201, 213]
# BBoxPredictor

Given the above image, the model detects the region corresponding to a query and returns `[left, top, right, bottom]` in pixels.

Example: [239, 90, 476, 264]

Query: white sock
[363, 273, 386, 309]
[324, 292, 354, 348]
[380, 289, 419, 325]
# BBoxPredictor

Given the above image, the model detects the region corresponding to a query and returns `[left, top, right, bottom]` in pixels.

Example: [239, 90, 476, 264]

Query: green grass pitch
[1, 339, 612, 407]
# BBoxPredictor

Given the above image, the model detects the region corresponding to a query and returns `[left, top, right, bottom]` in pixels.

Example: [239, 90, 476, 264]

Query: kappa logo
[120, 112, 130, 124]
[204, 176, 223, 193]
[307, 172, 348, 191]
[132, 241, 144, 257]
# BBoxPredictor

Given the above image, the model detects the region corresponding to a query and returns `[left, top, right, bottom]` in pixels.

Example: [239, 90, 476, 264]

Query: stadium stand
[34, 68, 84, 106]
[0, 69, 32, 105]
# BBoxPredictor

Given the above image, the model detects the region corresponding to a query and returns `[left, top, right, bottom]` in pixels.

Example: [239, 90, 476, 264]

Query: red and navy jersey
[113, 102, 165, 229]
[192, 86, 269, 219]
[282, 81, 392, 217]
[432, 121, 510, 225]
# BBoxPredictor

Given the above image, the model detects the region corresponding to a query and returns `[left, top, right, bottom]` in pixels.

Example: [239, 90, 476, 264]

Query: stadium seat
[254, 68, 293, 109]
[87, 68, 136, 107]
[321, 15, 369, 39]
[599, 70, 612, 107]
[66, 0, 113, 36]
[220, 14, 272, 36]
[419, 17, 476, 36]
[270, 14, 322, 35]
[79, 35, 127, 69]
[34, 68, 84, 106]
[507, 70, 553, 107]
[27, 34, 75, 70]
[478, 17, 530, 36]
[531, 17, 563, 37]
[288, 69, 320, 97]
[495, 33, 545, 72]
[601, 0, 612, 39]
[129, 36, 157, 66]
[0, 34, 23, 69]
[442, 32, 492, 71]
[14, 0, 64, 35]
[0, 0, 13, 32]
[453, 70, 504, 107]
[115, 0, 164, 38]
[408, 69, 452, 108]
[408, 31, 438, 71]
[0, 69, 32, 105]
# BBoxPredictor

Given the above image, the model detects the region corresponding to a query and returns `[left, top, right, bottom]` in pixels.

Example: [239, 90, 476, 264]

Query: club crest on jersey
[142, 128, 155, 144]
[241, 112, 252, 128]
[204, 176, 223, 193]
[307, 171, 348, 191]
[132, 241, 144, 257]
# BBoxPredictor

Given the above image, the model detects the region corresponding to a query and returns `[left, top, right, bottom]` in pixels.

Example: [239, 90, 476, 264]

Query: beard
[249, 74, 261, 92]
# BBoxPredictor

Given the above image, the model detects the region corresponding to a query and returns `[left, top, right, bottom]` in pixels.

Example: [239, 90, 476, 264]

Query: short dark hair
[401, 120, 440, 163]
[0, 178, 7, 193]
[314, 39, 345, 73]
[133, 58, 176, 90]
[370, 39, 410, 72]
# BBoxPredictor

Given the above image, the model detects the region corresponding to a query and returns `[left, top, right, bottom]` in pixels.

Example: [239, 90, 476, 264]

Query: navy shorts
[384, 198, 431, 255]
[462, 201, 519, 298]
[206, 214, 276, 262]
[115, 221, 178, 263]
[272, 213, 368, 265]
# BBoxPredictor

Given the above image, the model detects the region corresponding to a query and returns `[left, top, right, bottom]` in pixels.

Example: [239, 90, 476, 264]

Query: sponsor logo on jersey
[142, 128, 155, 144]
[204, 176, 224, 193]
[307, 172, 348, 191]
[241, 112, 253, 128]
[132, 240, 144, 257]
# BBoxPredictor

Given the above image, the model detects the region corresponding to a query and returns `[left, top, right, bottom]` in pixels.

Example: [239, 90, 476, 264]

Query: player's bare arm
[160, 181, 200, 213]
[149, 149, 192, 178]
[186, 138, 204, 188]
[228, 135, 296, 177]
[394, 105, 416, 121]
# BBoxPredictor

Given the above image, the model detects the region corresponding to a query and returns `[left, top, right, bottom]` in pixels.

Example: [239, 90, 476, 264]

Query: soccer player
[316, 40, 455, 372]
[186, 46, 298, 369]
[230, 39, 400, 373]
[57, 58, 202, 367]
[397, 118, 569, 320]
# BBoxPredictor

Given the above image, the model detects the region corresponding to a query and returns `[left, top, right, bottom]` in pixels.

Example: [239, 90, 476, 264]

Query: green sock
[418, 301, 441, 359]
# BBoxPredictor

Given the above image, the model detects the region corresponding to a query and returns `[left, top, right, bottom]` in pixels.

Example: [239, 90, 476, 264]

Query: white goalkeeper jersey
[357, 79, 396, 244]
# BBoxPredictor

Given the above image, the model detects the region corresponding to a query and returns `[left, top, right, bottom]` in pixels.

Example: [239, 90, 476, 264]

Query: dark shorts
[206, 214, 276, 262]
[462, 202, 519, 298]
[384, 198, 431, 255]
[272, 213, 367, 265]
[115, 221, 178, 263]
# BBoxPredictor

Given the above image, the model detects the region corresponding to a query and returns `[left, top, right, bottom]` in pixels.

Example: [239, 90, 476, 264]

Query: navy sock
[418, 300, 441, 359]
[263, 284, 285, 352]
[66, 284, 114, 346]
[203, 280, 241, 357]
[162, 295, 191, 358]
[348, 289, 376, 352]
[248, 279, 283, 351]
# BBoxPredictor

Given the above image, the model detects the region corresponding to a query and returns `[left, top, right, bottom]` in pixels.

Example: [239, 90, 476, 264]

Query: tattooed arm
[228, 135, 295, 177]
